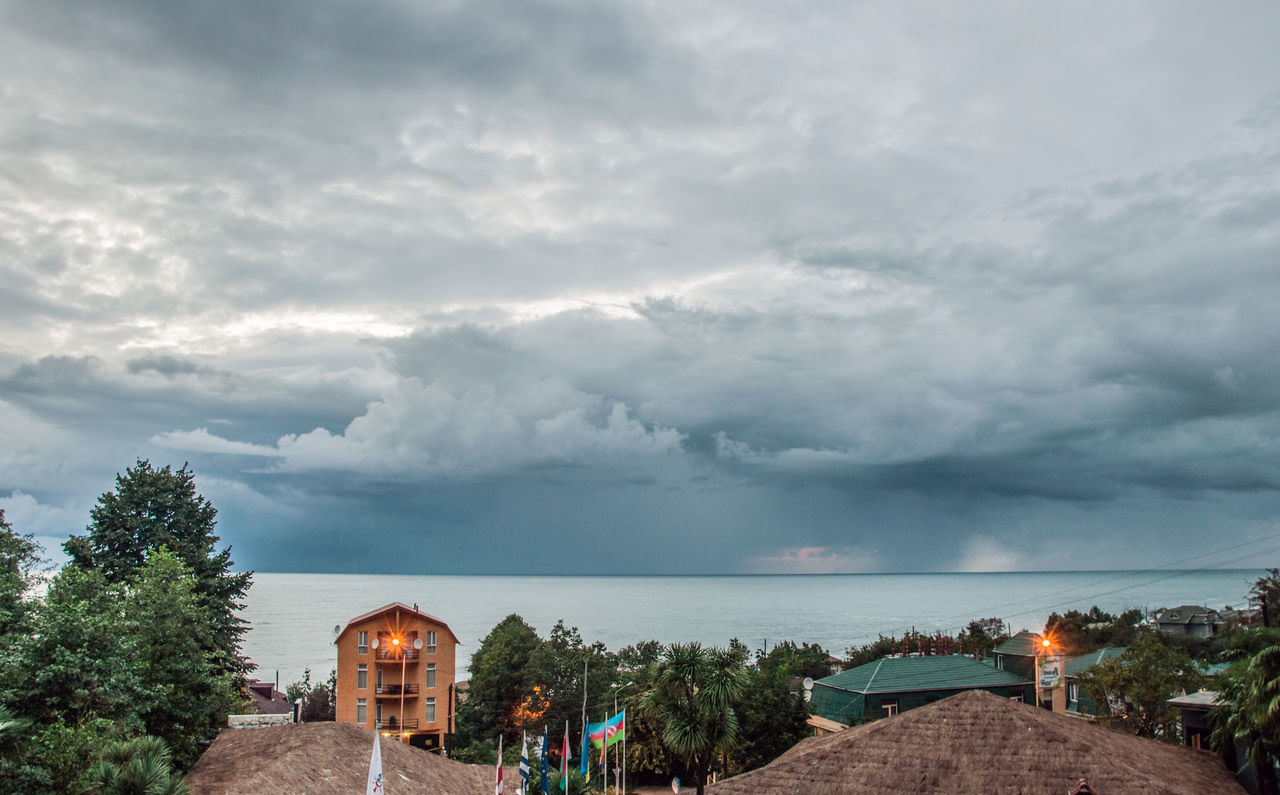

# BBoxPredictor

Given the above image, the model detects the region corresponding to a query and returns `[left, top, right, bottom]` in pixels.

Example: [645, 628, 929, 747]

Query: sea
[239, 569, 1263, 688]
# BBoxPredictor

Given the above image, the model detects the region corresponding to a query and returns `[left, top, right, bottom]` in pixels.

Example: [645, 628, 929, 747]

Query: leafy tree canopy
[1077, 632, 1204, 741]
[64, 460, 252, 677]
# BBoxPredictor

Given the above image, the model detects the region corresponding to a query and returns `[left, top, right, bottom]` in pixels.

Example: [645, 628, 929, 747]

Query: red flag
[561, 722, 570, 792]
[495, 734, 504, 795]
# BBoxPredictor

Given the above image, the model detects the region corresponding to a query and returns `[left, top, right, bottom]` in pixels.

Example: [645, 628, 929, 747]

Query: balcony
[375, 683, 420, 696]
[375, 648, 419, 661]
[375, 718, 418, 730]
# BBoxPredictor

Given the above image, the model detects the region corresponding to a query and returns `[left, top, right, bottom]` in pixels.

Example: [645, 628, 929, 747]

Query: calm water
[240, 570, 1261, 687]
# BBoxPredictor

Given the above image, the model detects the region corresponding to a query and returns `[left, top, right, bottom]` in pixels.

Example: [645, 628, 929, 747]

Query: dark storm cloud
[3, 1, 1280, 572]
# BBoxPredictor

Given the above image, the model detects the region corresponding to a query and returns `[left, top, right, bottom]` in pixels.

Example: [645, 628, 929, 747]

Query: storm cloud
[3, 0, 1279, 573]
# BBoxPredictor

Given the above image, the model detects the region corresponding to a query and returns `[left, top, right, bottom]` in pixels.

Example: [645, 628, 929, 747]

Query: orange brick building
[334, 602, 459, 751]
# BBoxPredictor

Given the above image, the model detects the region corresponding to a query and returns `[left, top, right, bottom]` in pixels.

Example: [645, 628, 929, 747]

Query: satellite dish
[371, 638, 380, 649]
[803, 678, 814, 703]
[333, 624, 341, 636]
[413, 638, 424, 650]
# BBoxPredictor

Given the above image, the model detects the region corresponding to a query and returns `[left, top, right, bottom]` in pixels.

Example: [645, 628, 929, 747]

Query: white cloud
[954, 536, 1025, 573]
[743, 545, 882, 574]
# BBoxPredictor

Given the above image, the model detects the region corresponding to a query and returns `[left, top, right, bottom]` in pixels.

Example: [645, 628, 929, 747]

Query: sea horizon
[239, 568, 1264, 687]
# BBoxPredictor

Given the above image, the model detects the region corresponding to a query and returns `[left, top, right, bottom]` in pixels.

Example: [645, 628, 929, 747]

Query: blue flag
[540, 727, 549, 793]
[579, 721, 590, 779]
[519, 732, 530, 795]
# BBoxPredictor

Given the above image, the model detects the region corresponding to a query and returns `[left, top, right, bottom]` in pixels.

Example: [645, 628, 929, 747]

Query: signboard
[1038, 656, 1063, 689]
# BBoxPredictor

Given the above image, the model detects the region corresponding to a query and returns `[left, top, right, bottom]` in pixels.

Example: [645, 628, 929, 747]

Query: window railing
[376, 718, 418, 730]
[375, 648, 419, 661]
[375, 683, 420, 695]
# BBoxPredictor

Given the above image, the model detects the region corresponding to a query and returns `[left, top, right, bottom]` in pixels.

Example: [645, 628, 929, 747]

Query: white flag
[519, 732, 530, 795]
[366, 732, 385, 794]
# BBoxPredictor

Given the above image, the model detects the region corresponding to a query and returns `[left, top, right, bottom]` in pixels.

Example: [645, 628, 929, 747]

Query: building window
[356, 698, 367, 725]
[426, 631, 437, 654]
[1069, 682, 1079, 703]
[1009, 691, 1024, 703]
[882, 699, 898, 717]
[376, 703, 383, 726]
[996, 656, 1004, 671]
[357, 631, 368, 654]
[357, 664, 368, 689]
[426, 663, 436, 689]
[426, 697, 436, 723]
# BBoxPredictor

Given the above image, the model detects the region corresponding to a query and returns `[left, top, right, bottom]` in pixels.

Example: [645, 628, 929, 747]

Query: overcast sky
[3, 1, 1279, 574]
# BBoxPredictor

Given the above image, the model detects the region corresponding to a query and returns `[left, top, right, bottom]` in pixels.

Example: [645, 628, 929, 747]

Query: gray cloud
[2, 0, 1280, 573]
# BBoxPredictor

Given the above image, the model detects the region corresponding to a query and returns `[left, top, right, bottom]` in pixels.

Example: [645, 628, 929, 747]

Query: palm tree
[82, 735, 191, 795]
[638, 643, 748, 795]
[1211, 645, 1280, 795]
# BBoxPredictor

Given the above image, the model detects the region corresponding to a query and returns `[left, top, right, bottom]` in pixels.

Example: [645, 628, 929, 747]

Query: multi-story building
[335, 602, 458, 751]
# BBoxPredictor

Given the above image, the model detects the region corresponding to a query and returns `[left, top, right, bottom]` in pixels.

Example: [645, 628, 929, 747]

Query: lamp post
[395, 635, 425, 743]
[611, 681, 636, 795]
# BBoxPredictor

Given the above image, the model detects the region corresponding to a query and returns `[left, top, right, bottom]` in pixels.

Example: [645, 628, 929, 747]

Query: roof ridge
[866, 658, 885, 691]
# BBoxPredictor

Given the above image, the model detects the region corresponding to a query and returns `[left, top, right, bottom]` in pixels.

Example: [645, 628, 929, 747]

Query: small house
[1153, 605, 1228, 638]
[809, 655, 1031, 726]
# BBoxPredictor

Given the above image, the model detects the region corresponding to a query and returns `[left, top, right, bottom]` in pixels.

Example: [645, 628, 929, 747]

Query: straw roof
[711, 690, 1242, 794]
[186, 722, 516, 794]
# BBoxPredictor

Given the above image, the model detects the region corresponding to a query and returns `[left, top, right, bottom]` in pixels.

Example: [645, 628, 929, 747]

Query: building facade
[335, 602, 459, 751]
[810, 655, 1032, 726]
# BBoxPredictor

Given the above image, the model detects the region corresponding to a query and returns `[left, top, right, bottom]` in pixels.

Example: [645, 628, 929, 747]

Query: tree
[730, 662, 809, 776]
[1211, 644, 1280, 795]
[756, 640, 832, 681]
[455, 614, 541, 748]
[0, 509, 40, 637]
[64, 460, 252, 677]
[638, 643, 748, 795]
[1077, 632, 1204, 741]
[286, 668, 336, 722]
[124, 549, 240, 768]
[82, 735, 190, 795]
[1251, 569, 1280, 628]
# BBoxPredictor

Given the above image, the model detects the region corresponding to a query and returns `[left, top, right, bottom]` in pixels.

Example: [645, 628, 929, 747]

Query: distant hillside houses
[1152, 604, 1257, 638]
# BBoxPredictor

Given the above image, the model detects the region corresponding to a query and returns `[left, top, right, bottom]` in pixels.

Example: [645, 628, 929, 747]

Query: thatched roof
[186, 722, 516, 794]
[712, 690, 1242, 794]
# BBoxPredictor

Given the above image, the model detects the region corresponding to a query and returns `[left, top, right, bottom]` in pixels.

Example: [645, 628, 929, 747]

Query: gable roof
[1064, 647, 1125, 678]
[1155, 605, 1225, 625]
[711, 690, 1243, 794]
[815, 654, 1030, 695]
[993, 630, 1042, 657]
[186, 722, 512, 794]
[334, 602, 461, 644]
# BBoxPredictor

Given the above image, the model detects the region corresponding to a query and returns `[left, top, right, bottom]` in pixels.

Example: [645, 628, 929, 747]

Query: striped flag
[587, 710, 626, 749]
[519, 732, 530, 795]
[561, 722, 570, 792]
[495, 734, 503, 795]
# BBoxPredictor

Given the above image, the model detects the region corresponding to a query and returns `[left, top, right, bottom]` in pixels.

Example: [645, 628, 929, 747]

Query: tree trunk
[1258, 760, 1278, 795]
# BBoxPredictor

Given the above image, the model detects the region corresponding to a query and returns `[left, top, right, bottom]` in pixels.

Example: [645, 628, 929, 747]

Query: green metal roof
[1064, 647, 1125, 677]
[815, 655, 1031, 695]
[993, 630, 1041, 657]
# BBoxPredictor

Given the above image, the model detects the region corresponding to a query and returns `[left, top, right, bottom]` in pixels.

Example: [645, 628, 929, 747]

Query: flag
[519, 732, 530, 795]
[561, 722, 570, 792]
[587, 710, 626, 749]
[495, 734, 503, 795]
[366, 733, 384, 794]
[578, 720, 590, 779]
[540, 727, 549, 794]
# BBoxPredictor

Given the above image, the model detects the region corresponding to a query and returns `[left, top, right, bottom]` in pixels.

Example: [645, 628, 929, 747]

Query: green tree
[1077, 632, 1205, 741]
[124, 548, 240, 768]
[525, 621, 620, 742]
[0, 509, 41, 636]
[730, 663, 809, 776]
[82, 735, 190, 795]
[1211, 644, 1280, 795]
[64, 460, 252, 677]
[756, 640, 832, 681]
[1251, 569, 1280, 629]
[456, 614, 541, 747]
[286, 668, 336, 722]
[637, 643, 748, 795]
